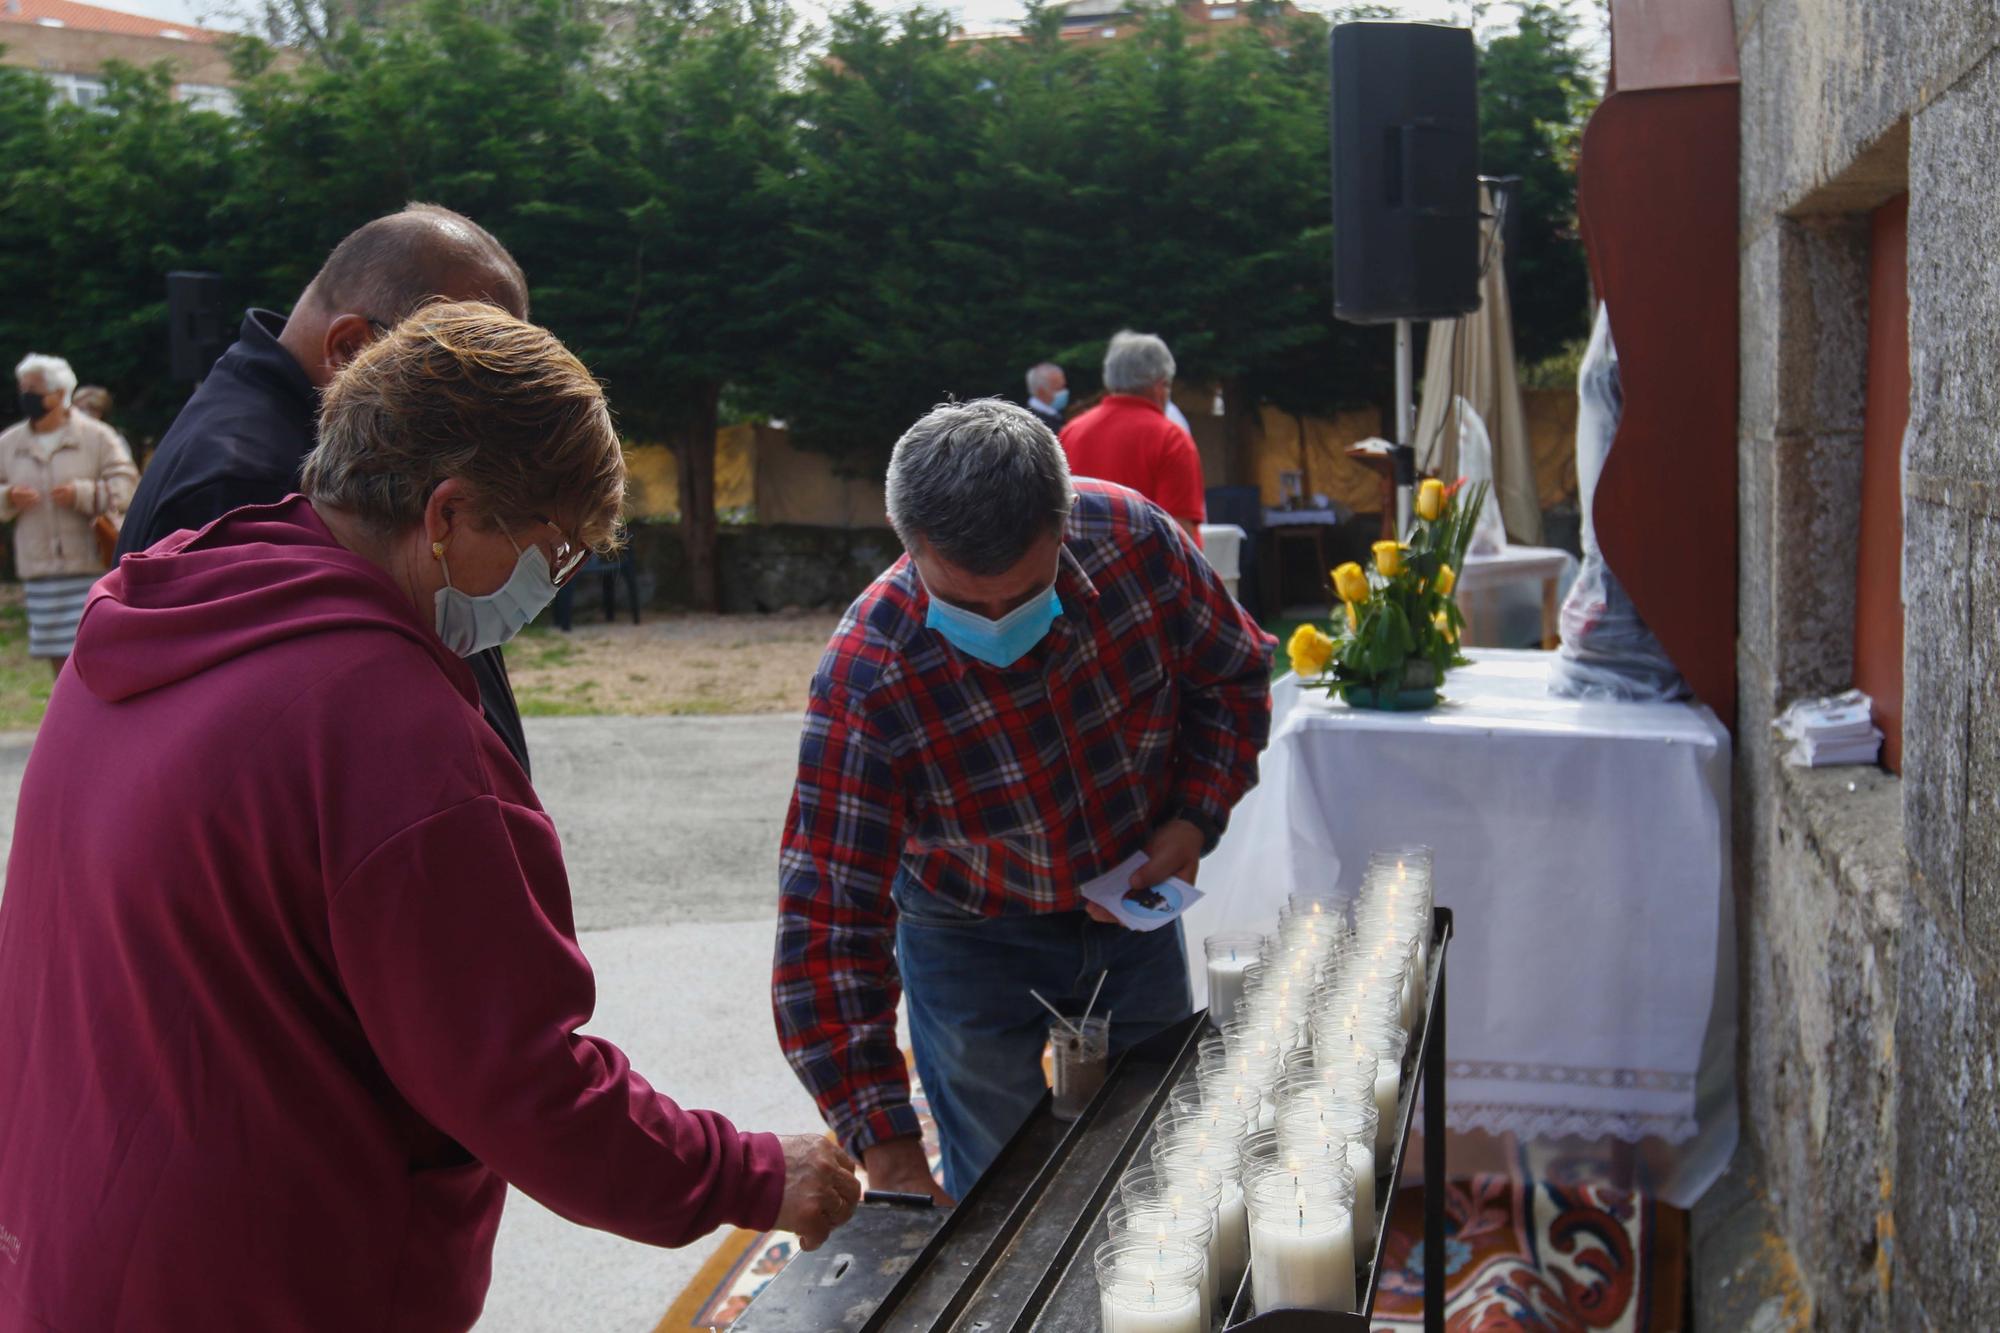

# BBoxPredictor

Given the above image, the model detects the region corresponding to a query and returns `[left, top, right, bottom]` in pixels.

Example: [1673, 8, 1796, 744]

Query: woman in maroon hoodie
[0, 303, 858, 1332]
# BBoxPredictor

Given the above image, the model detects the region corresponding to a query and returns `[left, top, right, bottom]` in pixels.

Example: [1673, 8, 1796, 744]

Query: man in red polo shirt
[1060, 330, 1206, 545]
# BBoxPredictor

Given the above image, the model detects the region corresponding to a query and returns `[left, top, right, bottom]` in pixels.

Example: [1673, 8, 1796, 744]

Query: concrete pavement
[491, 716, 825, 1332]
[0, 714, 827, 1333]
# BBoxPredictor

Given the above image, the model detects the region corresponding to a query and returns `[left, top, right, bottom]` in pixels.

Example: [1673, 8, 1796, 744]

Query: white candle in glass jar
[1215, 1178, 1248, 1295]
[1096, 1239, 1207, 1333]
[1346, 1141, 1376, 1245]
[1248, 1204, 1356, 1313]
[1373, 1064, 1399, 1151]
[1208, 956, 1253, 1029]
[1100, 1284, 1205, 1333]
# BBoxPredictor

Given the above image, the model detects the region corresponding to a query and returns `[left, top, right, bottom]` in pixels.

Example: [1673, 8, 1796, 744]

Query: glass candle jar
[1095, 1235, 1207, 1333]
[1274, 1099, 1381, 1247]
[1106, 1199, 1217, 1319]
[1203, 932, 1264, 1031]
[1048, 1015, 1110, 1121]
[1245, 1161, 1357, 1314]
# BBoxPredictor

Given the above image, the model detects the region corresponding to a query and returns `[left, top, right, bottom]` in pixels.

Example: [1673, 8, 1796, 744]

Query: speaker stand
[1393, 317, 1417, 537]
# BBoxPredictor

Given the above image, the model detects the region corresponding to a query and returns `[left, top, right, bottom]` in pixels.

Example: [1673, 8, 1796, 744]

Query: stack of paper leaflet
[1773, 689, 1883, 767]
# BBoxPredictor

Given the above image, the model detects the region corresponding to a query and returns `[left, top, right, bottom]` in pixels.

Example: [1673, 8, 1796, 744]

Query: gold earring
[432, 541, 445, 559]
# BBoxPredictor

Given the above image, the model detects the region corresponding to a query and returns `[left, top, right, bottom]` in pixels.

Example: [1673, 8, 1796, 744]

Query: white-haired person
[1057, 331, 1206, 547]
[5, 354, 138, 669]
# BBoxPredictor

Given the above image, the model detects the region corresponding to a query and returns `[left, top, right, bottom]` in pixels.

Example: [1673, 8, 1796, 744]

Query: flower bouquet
[1287, 477, 1491, 710]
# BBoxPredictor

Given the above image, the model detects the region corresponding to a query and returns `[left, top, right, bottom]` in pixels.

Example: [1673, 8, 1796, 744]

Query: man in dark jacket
[120, 203, 537, 771]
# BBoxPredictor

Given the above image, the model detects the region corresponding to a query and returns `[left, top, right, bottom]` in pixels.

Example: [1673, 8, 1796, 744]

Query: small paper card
[1079, 852, 1204, 932]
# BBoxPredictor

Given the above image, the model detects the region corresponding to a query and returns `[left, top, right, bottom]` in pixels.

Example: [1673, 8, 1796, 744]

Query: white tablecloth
[1189, 650, 1737, 1206]
[1458, 544, 1574, 590]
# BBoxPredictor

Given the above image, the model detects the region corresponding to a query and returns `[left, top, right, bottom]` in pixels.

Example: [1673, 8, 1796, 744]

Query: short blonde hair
[304, 301, 625, 550]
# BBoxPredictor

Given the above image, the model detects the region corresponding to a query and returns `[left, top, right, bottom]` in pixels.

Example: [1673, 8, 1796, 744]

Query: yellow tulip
[1331, 561, 1369, 605]
[1287, 623, 1337, 677]
[1372, 541, 1404, 577]
[1436, 563, 1456, 597]
[1433, 610, 1456, 644]
[1417, 478, 1445, 522]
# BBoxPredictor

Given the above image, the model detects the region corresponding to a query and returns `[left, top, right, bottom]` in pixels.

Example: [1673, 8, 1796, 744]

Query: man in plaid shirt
[774, 399, 1272, 1202]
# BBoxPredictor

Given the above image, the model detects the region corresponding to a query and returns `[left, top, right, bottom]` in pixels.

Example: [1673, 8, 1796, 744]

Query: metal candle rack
[738, 907, 1453, 1333]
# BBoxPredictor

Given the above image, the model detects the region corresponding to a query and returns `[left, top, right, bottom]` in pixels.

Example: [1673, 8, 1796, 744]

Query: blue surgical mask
[1049, 388, 1070, 413]
[434, 533, 559, 657]
[925, 582, 1062, 669]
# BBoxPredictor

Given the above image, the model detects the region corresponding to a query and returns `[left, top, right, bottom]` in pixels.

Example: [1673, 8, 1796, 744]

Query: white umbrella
[1410, 184, 1545, 546]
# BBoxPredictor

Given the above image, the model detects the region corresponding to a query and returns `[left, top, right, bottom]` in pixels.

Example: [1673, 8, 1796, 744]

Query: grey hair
[885, 399, 1075, 576]
[1102, 330, 1175, 394]
[14, 353, 77, 405]
[1025, 361, 1063, 397]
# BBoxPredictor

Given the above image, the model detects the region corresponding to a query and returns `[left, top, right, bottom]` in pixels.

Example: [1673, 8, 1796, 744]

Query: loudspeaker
[166, 271, 229, 382]
[1330, 22, 1480, 324]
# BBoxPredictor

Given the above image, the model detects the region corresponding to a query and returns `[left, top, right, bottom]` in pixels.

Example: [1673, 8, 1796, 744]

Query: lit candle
[1204, 933, 1260, 1030]
[1246, 1173, 1356, 1313]
[1095, 1239, 1208, 1333]
[1156, 1148, 1249, 1298]
[1099, 1278, 1204, 1333]
[1372, 1063, 1399, 1150]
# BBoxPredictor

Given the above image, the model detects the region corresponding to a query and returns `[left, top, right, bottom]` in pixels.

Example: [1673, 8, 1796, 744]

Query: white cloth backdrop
[1188, 651, 1737, 1207]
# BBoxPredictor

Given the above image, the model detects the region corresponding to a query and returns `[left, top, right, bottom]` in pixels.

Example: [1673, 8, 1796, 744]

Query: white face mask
[433, 530, 559, 657]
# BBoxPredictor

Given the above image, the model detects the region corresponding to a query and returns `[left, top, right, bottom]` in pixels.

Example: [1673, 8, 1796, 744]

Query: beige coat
[0, 413, 139, 580]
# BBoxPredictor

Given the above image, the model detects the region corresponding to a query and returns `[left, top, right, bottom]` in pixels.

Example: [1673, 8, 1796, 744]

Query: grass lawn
[0, 591, 53, 731]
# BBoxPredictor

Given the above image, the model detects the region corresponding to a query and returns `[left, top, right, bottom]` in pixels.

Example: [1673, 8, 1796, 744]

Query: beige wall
[627, 391, 1576, 528]
[623, 425, 885, 529]
[1522, 387, 1580, 512]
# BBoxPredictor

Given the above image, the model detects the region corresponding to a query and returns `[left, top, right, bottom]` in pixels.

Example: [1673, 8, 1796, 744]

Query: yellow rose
[1345, 602, 1359, 632]
[1417, 478, 1445, 522]
[1372, 540, 1404, 577]
[1287, 623, 1336, 677]
[1331, 561, 1369, 605]
[1436, 563, 1456, 597]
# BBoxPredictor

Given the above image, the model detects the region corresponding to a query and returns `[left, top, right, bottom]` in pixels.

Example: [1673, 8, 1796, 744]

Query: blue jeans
[893, 873, 1193, 1200]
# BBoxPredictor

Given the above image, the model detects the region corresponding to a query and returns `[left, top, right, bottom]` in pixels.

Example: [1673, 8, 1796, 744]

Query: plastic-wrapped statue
[1549, 306, 1689, 702]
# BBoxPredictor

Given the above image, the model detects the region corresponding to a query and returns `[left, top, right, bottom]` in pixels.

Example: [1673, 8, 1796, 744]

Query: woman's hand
[48, 483, 76, 510]
[774, 1134, 862, 1251]
[7, 486, 39, 512]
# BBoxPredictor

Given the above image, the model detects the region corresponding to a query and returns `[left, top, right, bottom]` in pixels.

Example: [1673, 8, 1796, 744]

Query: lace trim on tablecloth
[1447, 1059, 1697, 1094]
[1441, 1099, 1702, 1145]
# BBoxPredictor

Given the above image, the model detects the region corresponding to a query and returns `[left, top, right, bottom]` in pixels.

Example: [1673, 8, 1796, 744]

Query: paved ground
[482, 716, 827, 1332]
[0, 715, 827, 1333]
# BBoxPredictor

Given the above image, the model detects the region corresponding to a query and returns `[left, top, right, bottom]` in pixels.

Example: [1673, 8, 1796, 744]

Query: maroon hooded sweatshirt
[0, 498, 784, 1332]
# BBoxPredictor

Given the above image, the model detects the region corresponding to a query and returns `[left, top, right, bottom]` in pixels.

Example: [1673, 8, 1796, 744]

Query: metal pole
[1423, 911, 1447, 1333]
[1394, 318, 1415, 538]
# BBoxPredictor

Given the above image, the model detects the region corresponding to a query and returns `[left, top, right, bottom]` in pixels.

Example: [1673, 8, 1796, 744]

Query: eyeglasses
[532, 515, 590, 587]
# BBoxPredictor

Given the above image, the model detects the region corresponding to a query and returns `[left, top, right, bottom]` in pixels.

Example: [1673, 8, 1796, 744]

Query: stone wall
[1736, 0, 2000, 1326]
[626, 520, 903, 615]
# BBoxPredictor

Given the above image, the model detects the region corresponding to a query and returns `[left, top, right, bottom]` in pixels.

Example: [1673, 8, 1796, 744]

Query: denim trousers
[893, 872, 1193, 1200]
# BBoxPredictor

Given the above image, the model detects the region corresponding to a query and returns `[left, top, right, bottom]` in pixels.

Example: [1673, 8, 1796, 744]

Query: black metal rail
[737, 908, 1454, 1333]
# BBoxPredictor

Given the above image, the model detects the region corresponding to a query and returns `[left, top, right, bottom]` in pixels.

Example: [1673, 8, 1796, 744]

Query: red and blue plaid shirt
[774, 481, 1273, 1154]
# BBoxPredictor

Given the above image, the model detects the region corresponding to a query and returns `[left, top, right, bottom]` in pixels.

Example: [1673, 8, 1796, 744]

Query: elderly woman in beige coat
[6, 353, 138, 668]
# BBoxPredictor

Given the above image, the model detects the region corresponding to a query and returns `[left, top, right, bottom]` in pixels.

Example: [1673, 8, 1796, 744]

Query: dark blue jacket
[119, 310, 532, 773]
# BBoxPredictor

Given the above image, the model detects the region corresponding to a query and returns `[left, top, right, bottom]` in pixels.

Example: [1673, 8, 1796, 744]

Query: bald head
[305, 203, 527, 323]
[282, 203, 530, 388]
